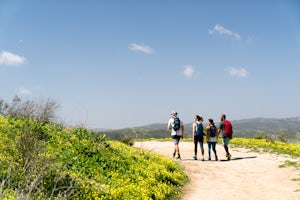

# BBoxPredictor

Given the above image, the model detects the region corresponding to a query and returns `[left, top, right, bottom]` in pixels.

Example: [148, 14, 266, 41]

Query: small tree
[278, 132, 288, 143]
[2, 95, 60, 123]
[0, 99, 9, 116]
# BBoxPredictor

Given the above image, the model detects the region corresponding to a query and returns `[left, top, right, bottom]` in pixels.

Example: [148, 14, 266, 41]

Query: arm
[167, 124, 172, 130]
[217, 122, 223, 136]
[192, 123, 196, 139]
[217, 128, 220, 137]
[167, 119, 172, 130]
[181, 124, 184, 139]
[216, 127, 219, 143]
[206, 126, 210, 143]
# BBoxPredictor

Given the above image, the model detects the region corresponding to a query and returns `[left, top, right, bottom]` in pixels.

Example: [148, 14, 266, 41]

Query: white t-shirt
[168, 117, 183, 136]
[208, 136, 218, 142]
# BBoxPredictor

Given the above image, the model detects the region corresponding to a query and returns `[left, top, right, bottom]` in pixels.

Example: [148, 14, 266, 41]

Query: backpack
[209, 125, 217, 137]
[173, 117, 180, 131]
[223, 120, 233, 138]
[194, 122, 203, 136]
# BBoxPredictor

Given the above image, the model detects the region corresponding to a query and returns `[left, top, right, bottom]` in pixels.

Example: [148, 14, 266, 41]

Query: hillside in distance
[97, 117, 300, 143]
[233, 117, 300, 131]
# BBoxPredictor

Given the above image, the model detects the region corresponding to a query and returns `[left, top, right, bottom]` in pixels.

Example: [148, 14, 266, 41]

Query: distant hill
[233, 117, 300, 131]
[95, 117, 300, 143]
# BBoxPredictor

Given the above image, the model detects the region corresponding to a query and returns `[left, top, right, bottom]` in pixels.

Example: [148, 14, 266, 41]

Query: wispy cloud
[227, 67, 248, 78]
[209, 24, 241, 40]
[17, 86, 44, 95]
[0, 51, 25, 66]
[183, 65, 194, 78]
[129, 43, 154, 54]
[18, 87, 32, 95]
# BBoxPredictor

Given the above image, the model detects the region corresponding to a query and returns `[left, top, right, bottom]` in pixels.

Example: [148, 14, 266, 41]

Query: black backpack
[210, 125, 217, 137]
[173, 117, 180, 131]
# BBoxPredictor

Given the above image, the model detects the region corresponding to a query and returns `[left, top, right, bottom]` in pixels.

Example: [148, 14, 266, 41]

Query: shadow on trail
[180, 156, 257, 162]
[180, 159, 206, 161]
[220, 156, 257, 162]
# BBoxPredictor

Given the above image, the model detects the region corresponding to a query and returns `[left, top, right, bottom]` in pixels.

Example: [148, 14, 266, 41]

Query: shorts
[171, 135, 181, 145]
[222, 137, 230, 146]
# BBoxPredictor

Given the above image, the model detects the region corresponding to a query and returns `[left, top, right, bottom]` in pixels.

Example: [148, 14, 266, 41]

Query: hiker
[192, 115, 205, 161]
[218, 114, 233, 160]
[167, 111, 184, 160]
[206, 119, 218, 161]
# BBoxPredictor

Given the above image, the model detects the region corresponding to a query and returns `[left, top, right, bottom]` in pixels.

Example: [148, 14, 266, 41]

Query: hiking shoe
[215, 156, 218, 161]
[192, 156, 197, 160]
[173, 152, 176, 158]
[208, 156, 211, 161]
[177, 156, 181, 160]
[226, 154, 231, 160]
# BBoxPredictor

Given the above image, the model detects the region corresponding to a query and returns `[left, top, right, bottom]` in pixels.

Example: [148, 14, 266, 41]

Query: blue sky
[1, 0, 300, 129]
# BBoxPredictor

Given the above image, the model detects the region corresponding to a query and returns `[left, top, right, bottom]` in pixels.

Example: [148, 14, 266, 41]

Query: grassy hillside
[0, 116, 187, 199]
[230, 138, 300, 157]
[99, 117, 300, 143]
[99, 127, 170, 140]
[231, 117, 300, 142]
[233, 117, 300, 131]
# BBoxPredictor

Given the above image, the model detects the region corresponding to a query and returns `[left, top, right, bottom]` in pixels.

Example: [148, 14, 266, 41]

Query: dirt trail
[134, 141, 300, 200]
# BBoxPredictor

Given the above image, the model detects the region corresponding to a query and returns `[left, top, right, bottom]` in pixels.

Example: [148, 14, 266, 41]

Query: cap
[171, 110, 177, 115]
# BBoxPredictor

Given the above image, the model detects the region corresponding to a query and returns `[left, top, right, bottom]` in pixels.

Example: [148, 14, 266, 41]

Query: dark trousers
[194, 136, 204, 156]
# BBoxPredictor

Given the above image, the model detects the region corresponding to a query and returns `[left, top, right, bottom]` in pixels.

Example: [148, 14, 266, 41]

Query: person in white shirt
[167, 111, 184, 160]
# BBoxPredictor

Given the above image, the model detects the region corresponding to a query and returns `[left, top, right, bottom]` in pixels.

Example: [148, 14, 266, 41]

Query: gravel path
[134, 141, 300, 200]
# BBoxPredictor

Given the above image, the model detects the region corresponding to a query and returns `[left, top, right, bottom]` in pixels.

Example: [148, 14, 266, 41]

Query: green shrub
[0, 116, 187, 199]
[120, 135, 134, 146]
[253, 134, 266, 139]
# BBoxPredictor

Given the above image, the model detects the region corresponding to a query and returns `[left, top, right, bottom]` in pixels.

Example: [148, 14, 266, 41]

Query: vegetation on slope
[0, 116, 187, 199]
[230, 138, 300, 157]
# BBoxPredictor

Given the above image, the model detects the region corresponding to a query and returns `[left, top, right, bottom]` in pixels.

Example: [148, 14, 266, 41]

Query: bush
[0, 116, 187, 199]
[120, 135, 134, 146]
[253, 134, 266, 139]
[0, 96, 59, 123]
[0, 117, 76, 199]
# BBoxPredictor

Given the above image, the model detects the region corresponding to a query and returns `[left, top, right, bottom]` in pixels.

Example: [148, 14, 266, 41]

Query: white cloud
[0, 51, 25, 66]
[228, 67, 248, 78]
[209, 24, 241, 40]
[18, 87, 32, 95]
[129, 43, 154, 54]
[183, 65, 194, 78]
[17, 86, 44, 95]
